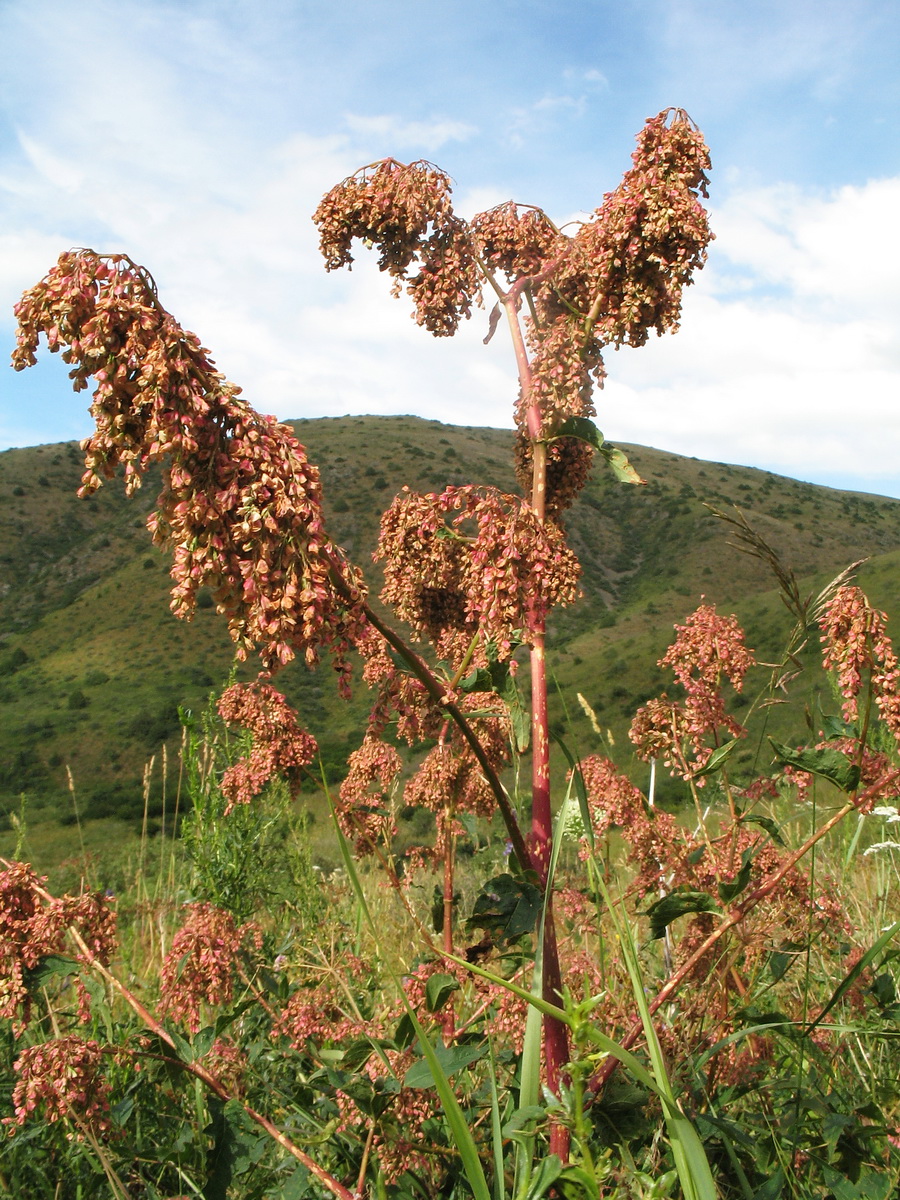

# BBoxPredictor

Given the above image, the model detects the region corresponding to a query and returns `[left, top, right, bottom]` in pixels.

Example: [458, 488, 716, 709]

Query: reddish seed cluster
[362, 634, 448, 744]
[313, 159, 480, 336]
[314, 114, 711, 454]
[217, 680, 318, 813]
[562, 109, 712, 350]
[159, 903, 262, 1033]
[336, 735, 402, 855]
[377, 485, 580, 658]
[271, 953, 371, 1050]
[8, 1036, 112, 1134]
[577, 755, 688, 896]
[12, 250, 368, 680]
[516, 110, 712, 437]
[514, 434, 595, 521]
[820, 586, 900, 743]
[404, 694, 509, 823]
[471, 203, 561, 280]
[0, 862, 116, 1029]
[630, 605, 754, 778]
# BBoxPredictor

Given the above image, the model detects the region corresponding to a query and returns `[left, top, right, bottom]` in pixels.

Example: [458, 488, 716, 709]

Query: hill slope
[1, 414, 898, 848]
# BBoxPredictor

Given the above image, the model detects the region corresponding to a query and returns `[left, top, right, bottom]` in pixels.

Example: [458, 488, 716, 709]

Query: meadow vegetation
[2, 109, 900, 1200]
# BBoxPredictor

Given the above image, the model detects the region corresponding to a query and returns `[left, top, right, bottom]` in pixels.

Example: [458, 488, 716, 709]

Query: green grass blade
[487, 1040, 506, 1200]
[328, 790, 492, 1200]
[591, 866, 718, 1200]
[805, 919, 900, 1035]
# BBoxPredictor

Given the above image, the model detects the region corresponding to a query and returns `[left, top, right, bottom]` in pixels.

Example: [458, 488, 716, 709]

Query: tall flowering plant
[27, 111, 900, 1194]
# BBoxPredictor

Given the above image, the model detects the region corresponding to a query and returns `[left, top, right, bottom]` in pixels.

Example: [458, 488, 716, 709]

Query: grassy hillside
[1, 414, 899, 867]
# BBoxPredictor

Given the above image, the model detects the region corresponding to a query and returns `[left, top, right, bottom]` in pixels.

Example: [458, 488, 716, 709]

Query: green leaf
[501, 1106, 547, 1137]
[768, 950, 795, 981]
[693, 738, 740, 779]
[461, 661, 529, 751]
[467, 874, 542, 943]
[558, 1164, 601, 1200]
[192, 1026, 217, 1061]
[718, 849, 754, 904]
[204, 1097, 268, 1198]
[554, 417, 646, 485]
[403, 1041, 486, 1088]
[821, 713, 857, 740]
[461, 667, 495, 693]
[752, 1169, 784, 1200]
[740, 814, 785, 846]
[425, 973, 459, 1013]
[393, 1011, 417, 1049]
[644, 890, 720, 940]
[768, 738, 861, 792]
[27, 954, 79, 986]
[523, 1154, 563, 1200]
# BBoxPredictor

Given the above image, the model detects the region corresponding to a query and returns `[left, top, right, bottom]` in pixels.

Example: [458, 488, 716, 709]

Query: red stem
[502, 287, 571, 1160]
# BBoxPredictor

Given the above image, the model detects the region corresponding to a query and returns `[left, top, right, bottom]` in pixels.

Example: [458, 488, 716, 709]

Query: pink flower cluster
[8, 1036, 112, 1134]
[314, 159, 480, 337]
[377, 484, 580, 658]
[217, 680, 318, 813]
[271, 953, 371, 1050]
[0, 862, 116, 1029]
[314, 111, 711, 460]
[630, 605, 754, 778]
[336, 735, 402, 854]
[13, 250, 368, 681]
[159, 903, 261, 1033]
[820, 586, 900, 743]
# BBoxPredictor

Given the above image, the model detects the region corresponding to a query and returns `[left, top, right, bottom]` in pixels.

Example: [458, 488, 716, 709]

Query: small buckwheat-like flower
[217, 680, 318, 812]
[159, 903, 261, 1033]
[9, 1037, 112, 1134]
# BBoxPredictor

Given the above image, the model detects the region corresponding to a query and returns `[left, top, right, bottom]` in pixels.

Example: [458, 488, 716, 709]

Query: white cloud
[602, 175, 900, 493]
[342, 114, 476, 152]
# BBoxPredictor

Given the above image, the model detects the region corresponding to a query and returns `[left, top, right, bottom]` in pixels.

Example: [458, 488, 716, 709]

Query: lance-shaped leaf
[769, 738, 861, 793]
[692, 737, 740, 779]
[554, 416, 645, 485]
[644, 890, 720, 940]
[467, 873, 542, 943]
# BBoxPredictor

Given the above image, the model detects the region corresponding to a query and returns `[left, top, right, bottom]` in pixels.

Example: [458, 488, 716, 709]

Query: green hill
[1, 414, 899, 866]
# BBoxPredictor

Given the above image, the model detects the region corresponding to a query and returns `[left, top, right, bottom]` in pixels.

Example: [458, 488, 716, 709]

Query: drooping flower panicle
[376, 484, 581, 659]
[12, 250, 368, 680]
[217, 680, 318, 812]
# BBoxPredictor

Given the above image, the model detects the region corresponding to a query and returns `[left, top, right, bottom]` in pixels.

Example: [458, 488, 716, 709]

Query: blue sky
[1, 0, 899, 497]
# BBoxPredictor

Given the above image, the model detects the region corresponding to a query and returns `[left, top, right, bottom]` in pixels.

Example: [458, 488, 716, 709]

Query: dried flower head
[313, 159, 480, 336]
[8, 1036, 112, 1134]
[336, 735, 402, 854]
[13, 250, 368, 681]
[377, 484, 580, 657]
[217, 680, 318, 812]
[0, 863, 116, 1028]
[820, 586, 900, 744]
[159, 903, 261, 1033]
[630, 605, 754, 777]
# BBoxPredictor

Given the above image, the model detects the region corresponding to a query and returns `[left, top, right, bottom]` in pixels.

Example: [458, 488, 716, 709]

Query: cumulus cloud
[343, 114, 476, 151]
[603, 175, 900, 493]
